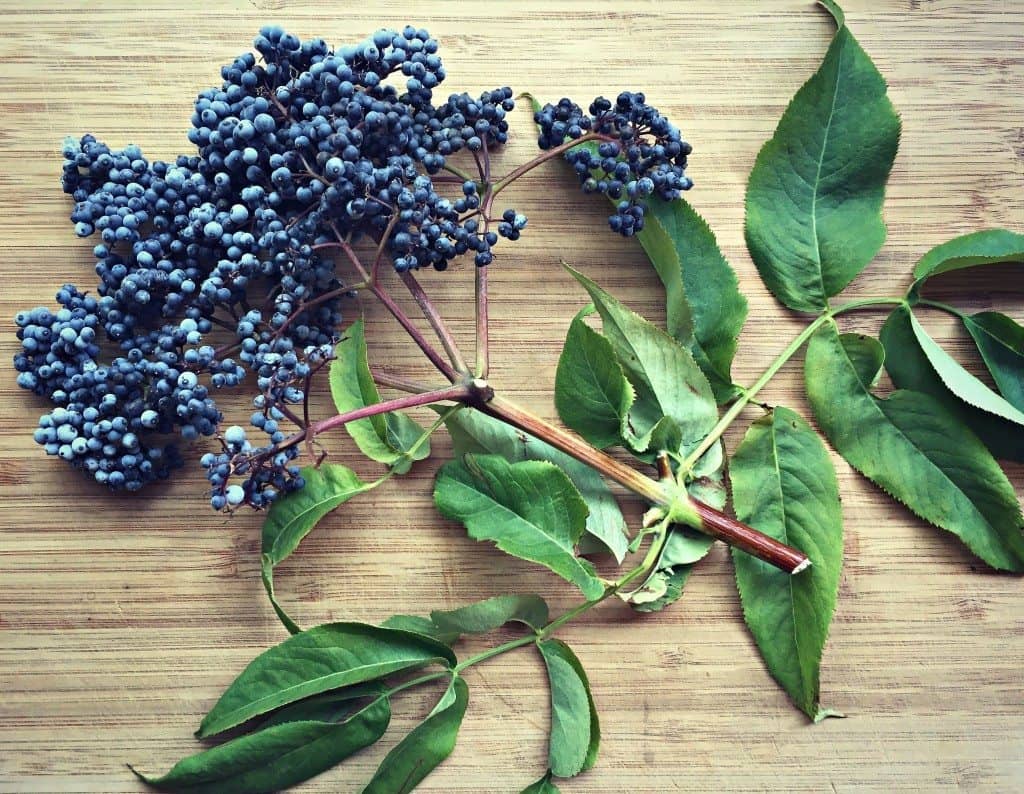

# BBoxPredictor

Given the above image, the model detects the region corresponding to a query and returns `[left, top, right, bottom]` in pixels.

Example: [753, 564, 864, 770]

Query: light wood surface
[2, 2, 1023, 791]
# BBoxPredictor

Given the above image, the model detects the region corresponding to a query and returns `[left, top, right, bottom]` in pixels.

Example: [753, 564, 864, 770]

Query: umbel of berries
[15, 24, 694, 513]
[535, 91, 694, 236]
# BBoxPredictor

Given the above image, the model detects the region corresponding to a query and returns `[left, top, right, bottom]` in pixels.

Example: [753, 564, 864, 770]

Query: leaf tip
[813, 707, 846, 723]
[816, 0, 845, 29]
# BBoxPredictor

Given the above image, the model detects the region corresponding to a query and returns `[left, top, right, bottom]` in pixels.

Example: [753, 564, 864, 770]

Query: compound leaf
[745, 17, 899, 311]
[444, 409, 629, 562]
[805, 321, 1024, 572]
[730, 406, 843, 720]
[537, 639, 599, 778]
[330, 319, 429, 472]
[362, 676, 468, 794]
[434, 454, 605, 600]
[964, 311, 1024, 411]
[198, 624, 455, 738]
[133, 698, 389, 794]
[880, 307, 1024, 462]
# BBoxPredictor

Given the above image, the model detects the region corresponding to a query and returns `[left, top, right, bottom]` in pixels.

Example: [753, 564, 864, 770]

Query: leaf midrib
[208, 661, 430, 734]
[808, 30, 846, 300]
[767, 417, 807, 705]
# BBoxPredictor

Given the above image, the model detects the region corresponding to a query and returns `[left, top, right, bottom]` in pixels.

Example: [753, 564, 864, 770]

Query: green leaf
[133, 700, 387, 790]
[537, 639, 599, 778]
[744, 20, 900, 312]
[444, 409, 629, 562]
[330, 319, 429, 472]
[880, 307, 1024, 463]
[639, 196, 748, 402]
[521, 772, 561, 793]
[198, 623, 456, 738]
[434, 454, 605, 600]
[805, 321, 1024, 572]
[964, 312, 1024, 411]
[555, 307, 634, 449]
[906, 310, 1024, 426]
[133, 698, 390, 794]
[260, 464, 379, 634]
[362, 676, 469, 794]
[259, 684, 386, 728]
[431, 594, 549, 635]
[379, 615, 460, 646]
[730, 407, 843, 720]
[817, 0, 845, 27]
[566, 267, 718, 456]
[911, 229, 1024, 284]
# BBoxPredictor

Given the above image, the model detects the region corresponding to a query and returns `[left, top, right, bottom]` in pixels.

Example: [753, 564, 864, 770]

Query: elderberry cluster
[14, 25, 525, 510]
[535, 92, 694, 236]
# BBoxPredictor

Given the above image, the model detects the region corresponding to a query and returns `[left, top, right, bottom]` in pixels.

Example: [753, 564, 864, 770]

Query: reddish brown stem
[478, 392, 809, 574]
[371, 368, 437, 394]
[399, 270, 470, 375]
[490, 131, 616, 196]
[277, 384, 472, 455]
[333, 235, 459, 383]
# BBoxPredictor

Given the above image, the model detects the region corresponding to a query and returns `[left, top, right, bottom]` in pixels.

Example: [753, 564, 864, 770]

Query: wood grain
[1, 1, 1022, 791]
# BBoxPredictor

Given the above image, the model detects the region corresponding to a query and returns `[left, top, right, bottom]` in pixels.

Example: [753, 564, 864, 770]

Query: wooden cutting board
[1, 1, 1022, 791]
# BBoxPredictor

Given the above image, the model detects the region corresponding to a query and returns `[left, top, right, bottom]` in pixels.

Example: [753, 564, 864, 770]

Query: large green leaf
[911, 228, 1024, 285]
[537, 639, 599, 778]
[198, 624, 456, 738]
[362, 676, 468, 794]
[555, 307, 634, 449]
[730, 407, 843, 721]
[880, 307, 1024, 462]
[805, 322, 1024, 571]
[639, 196, 748, 402]
[906, 310, 1024, 426]
[745, 16, 900, 312]
[260, 464, 379, 634]
[566, 267, 718, 456]
[431, 594, 549, 635]
[329, 319, 429, 472]
[133, 698, 389, 793]
[964, 312, 1024, 411]
[434, 454, 605, 599]
[444, 409, 629, 562]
